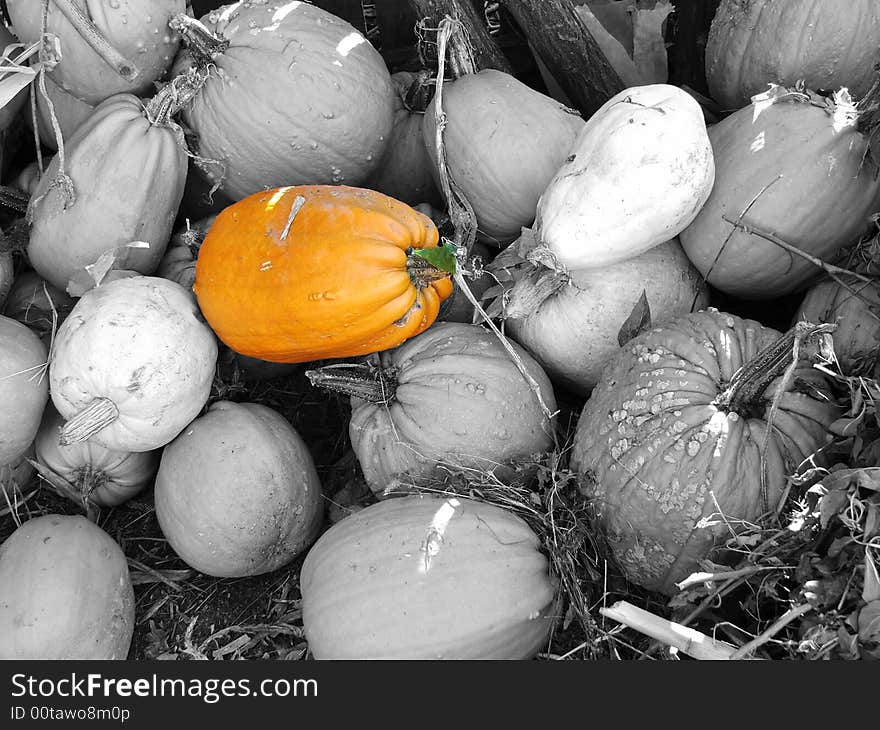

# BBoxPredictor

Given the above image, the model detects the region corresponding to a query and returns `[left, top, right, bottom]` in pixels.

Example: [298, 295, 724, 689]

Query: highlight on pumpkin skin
[193, 185, 456, 364]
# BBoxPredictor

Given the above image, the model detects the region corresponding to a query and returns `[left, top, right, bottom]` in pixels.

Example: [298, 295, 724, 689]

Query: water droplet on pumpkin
[322, 112, 335, 119]
[145, 15, 152, 22]
[310, 141, 318, 150]
[107, 0, 120, 8]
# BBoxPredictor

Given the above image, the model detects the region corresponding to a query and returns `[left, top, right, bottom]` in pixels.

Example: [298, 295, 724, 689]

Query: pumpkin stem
[407, 244, 456, 287]
[59, 398, 120, 447]
[170, 13, 230, 65]
[52, 0, 141, 82]
[714, 321, 836, 416]
[305, 362, 398, 405]
[144, 70, 210, 126]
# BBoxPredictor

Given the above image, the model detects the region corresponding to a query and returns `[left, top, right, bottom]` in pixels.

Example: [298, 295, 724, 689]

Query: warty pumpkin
[366, 70, 442, 208]
[34, 404, 159, 508]
[706, 0, 880, 111]
[193, 185, 454, 364]
[300, 494, 558, 659]
[535, 83, 715, 271]
[307, 321, 557, 498]
[492, 236, 709, 395]
[26, 83, 190, 293]
[0, 314, 48, 465]
[169, 1, 395, 200]
[679, 87, 880, 300]
[793, 276, 880, 376]
[0, 514, 135, 659]
[154, 401, 324, 578]
[422, 68, 585, 246]
[49, 276, 218, 453]
[7, 0, 184, 105]
[570, 310, 838, 595]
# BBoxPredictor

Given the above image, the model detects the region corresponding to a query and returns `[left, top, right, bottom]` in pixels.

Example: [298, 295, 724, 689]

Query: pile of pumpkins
[0, 0, 879, 660]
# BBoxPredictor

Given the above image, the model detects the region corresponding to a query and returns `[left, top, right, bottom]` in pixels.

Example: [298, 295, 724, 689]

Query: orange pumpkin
[194, 185, 455, 363]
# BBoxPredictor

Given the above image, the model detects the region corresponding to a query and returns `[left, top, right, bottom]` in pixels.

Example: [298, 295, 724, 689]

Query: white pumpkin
[535, 84, 715, 271]
[49, 276, 218, 452]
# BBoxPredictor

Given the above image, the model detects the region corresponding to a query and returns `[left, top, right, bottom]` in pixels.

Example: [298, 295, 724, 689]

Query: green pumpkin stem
[59, 397, 120, 447]
[714, 321, 836, 415]
[170, 13, 230, 65]
[407, 244, 456, 287]
[305, 362, 398, 405]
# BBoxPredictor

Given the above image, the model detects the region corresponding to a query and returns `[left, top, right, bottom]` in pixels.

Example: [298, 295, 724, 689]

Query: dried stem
[305, 362, 398, 405]
[59, 397, 120, 446]
[728, 603, 813, 660]
[52, 0, 140, 82]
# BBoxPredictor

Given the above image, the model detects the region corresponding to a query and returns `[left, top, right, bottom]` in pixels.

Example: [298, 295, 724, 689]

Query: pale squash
[706, 0, 880, 110]
[422, 69, 585, 245]
[27, 87, 189, 293]
[154, 401, 324, 577]
[535, 84, 715, 271]
[170, 1, 395, 200]
[0, 315, 48, 465]
[6, 0, 184, 105]
[300, 495, 558, 659]
[499, 238, 709, 395]
[0, 514, 135, 659]
[307, 322, 557, 497]
[49, 276, 218, 453]
[679, 87, 880, 299]
[34, 405, 159, 508]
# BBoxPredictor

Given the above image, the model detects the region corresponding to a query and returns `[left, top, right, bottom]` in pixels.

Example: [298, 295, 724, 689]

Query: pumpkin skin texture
[6, 0, 184, 105]
[49, 276, 218, 453]
[0, 249, 12, 310]
[0, 450, 35, 502]
[194, 185, 453, 364]
[504, 239, 709, 396]
[679, 91, 880, 300]
[0, 315, 48, 465]
[793, 277, 880, 376]
[366, 71, 442, 208]
[154, 401, 324, 578]
[0, 514, 135, 659]
[34, 405, 159, 508]
[171, 1, 395, 201]
[2, 271, 75, 347]
[570, 310, 838, 595]
[422, 69, 585, 245]
[300, 495, 558, 659]
[343, 322, 557, 497]
[706, 0, 880, 111]
[535, 84, 715, 271]
[27, 92, 188, 293]
[29, 74, 97, 152]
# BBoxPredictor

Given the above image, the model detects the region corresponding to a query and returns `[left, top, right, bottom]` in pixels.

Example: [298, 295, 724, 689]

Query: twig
[722, 214, 876, 287]
[599, 600, 746, 660]
[728, 603, 813, 660]
[675, 565, 775, 592]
